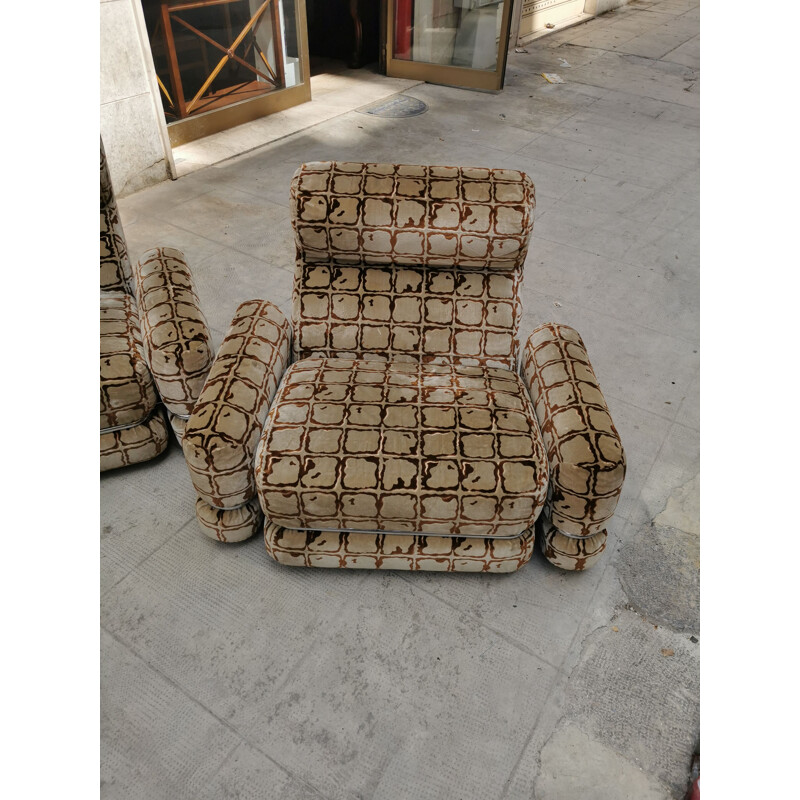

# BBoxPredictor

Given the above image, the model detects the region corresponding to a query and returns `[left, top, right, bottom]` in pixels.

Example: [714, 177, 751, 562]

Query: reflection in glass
[394, 0, 505, 70]
[142, 0, 302, 121]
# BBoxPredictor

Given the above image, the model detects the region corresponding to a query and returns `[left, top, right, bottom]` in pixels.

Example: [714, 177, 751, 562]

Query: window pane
[394, 0, 505, 71]
[142, 0, 303, 122]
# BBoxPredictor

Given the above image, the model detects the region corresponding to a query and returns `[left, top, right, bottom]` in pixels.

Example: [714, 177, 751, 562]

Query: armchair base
[100, 409, 170, 472]
[264, 523, 535, 572]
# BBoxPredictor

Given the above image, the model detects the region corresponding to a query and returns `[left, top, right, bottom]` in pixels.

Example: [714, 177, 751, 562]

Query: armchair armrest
[133, 247, 215, 438]
[520, 323, 626, 570]
[182, 300, 291, 542]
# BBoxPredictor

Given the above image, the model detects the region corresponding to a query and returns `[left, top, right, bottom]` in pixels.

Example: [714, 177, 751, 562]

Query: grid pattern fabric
[100, 410, 170, 472]
[255, 357, 549, 538]
[100, 138, 133, 295]
[539, 516, 607, 571]
[100, 292, 158, 430]
[168, 414, 187, 444]
[264, 522, 535, 572]
[195, 498, 262, 544]
[290, 161, 535, 270]
[182, 300, 291, 510]
[134, 247, 215, 417]
[521, 323, 625, 537]
[292, 264, 522, 369]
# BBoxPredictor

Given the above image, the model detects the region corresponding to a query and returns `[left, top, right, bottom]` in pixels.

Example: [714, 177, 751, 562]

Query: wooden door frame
[165, 0, 311, 146]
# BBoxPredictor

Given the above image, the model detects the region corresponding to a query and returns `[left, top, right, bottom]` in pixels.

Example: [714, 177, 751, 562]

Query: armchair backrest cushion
[100, 138, 134, 295]
[290, 162, 535, 370]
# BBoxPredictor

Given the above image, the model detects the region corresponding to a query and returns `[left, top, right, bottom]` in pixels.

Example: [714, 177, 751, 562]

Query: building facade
[100, 0, 631, 196]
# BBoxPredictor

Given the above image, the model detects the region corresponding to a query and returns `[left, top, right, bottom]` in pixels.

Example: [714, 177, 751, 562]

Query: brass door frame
[166, 0, 311, 146]
[385, 0, 514, 91]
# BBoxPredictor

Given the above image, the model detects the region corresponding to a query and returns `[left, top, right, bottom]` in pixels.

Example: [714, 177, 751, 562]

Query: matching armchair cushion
[134, 247, 215, 418]
[182, 300, 291, 511]
[521, 323, 625, 538]
[255, 358, 548, 538]
[100, 413, 170, 472]
[100, 140, 214, 471]
[100, 139, 133, 295]
[291, 162, 536, 270]
[100, 292, 169, 471]
[100, 292, 159, 430]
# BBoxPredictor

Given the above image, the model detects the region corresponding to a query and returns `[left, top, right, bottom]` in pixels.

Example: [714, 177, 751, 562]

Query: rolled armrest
[182, 300, 291, 514]
[521, 323, 625, 540]
[133, 247, 214, 421]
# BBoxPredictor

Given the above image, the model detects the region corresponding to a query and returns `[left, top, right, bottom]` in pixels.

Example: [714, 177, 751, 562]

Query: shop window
[141, 0, 303, 122]
[394, 0, 506, 71]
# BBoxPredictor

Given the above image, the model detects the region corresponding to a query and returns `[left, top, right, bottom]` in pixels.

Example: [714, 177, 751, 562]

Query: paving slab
[189, 248, 295, 335]
[397, 550, 609, 671]
[625, 419, 701, 528]
[561, 608, 699, 797]
[520, 292, 699, 420]
[102, 525, 370, 737]
[101, 629, 243, 800]
[194, 742, 328, 800]
[242, 574, 559, 800]
[100, 443, 195, 596]
[534, 199, 657, 262]
[534, 721, 673, 799]
[118, 214, 226, 269]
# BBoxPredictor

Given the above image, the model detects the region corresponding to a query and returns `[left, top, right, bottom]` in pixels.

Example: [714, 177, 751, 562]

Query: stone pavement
[102, 1, 700, 797]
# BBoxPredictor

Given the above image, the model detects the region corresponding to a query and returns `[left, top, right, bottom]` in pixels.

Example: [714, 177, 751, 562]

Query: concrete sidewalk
[102, 1, 700, 797]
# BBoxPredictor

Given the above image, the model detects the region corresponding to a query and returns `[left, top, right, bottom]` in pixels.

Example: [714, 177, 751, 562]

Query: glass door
[141, 0, 311, 146]
[386, 0, 514, 91]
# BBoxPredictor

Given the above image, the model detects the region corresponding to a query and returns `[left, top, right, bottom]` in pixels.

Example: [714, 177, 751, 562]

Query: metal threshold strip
[100, 405, 162, 435]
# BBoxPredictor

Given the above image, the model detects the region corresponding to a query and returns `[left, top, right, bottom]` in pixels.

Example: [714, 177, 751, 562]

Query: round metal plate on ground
[357, 95, 428, 118]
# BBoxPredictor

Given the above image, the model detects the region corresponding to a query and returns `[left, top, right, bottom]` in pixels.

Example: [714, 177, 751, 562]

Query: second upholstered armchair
[100, 139, 214, 471]
[182, 161, 625, 572]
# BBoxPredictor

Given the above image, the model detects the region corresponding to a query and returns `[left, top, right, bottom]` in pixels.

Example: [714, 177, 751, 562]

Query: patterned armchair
[182, 162, 625, 571]
[100, 139, 214, 471]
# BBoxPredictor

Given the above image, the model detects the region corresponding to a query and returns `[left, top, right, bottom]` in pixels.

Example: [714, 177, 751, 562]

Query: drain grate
[357, 95, 428, 118]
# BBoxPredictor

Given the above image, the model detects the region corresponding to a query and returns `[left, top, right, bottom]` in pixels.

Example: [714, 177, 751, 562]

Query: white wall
[509, 0, 634, 49]
[583, 0, 631, 15]
[100, 0, 174, 197]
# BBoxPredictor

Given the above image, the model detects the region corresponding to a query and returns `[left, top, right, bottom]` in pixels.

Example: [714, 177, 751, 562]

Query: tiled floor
[103, 2, 700, 797]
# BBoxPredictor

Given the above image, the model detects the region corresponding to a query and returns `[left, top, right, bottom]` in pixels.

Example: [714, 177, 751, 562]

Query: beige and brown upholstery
[265, 523, 536, 572]
[255, 359, 547, 537]
[100, 291, 170, 470]
[100, 138, 214, 471]
[134, 246, 216, 442]
[521, 323, 626, 570]
[184, 161, 625, 571]
[291, 162, 532, 369]
[100, 140, 133, 295]
[182, 300, 291, 541]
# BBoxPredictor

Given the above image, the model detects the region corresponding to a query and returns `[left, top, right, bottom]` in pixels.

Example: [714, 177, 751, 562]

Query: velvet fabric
[182, 300, 291, 541]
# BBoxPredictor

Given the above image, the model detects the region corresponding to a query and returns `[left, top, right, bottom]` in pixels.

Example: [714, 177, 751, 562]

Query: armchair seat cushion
[100, 291, 169, 471]
[255, 357, 549, 538]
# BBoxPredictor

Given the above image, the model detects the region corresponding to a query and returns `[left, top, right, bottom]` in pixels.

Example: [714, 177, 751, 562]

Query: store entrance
[305, 0, 383, 76]
[142, 0, 311, 147]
